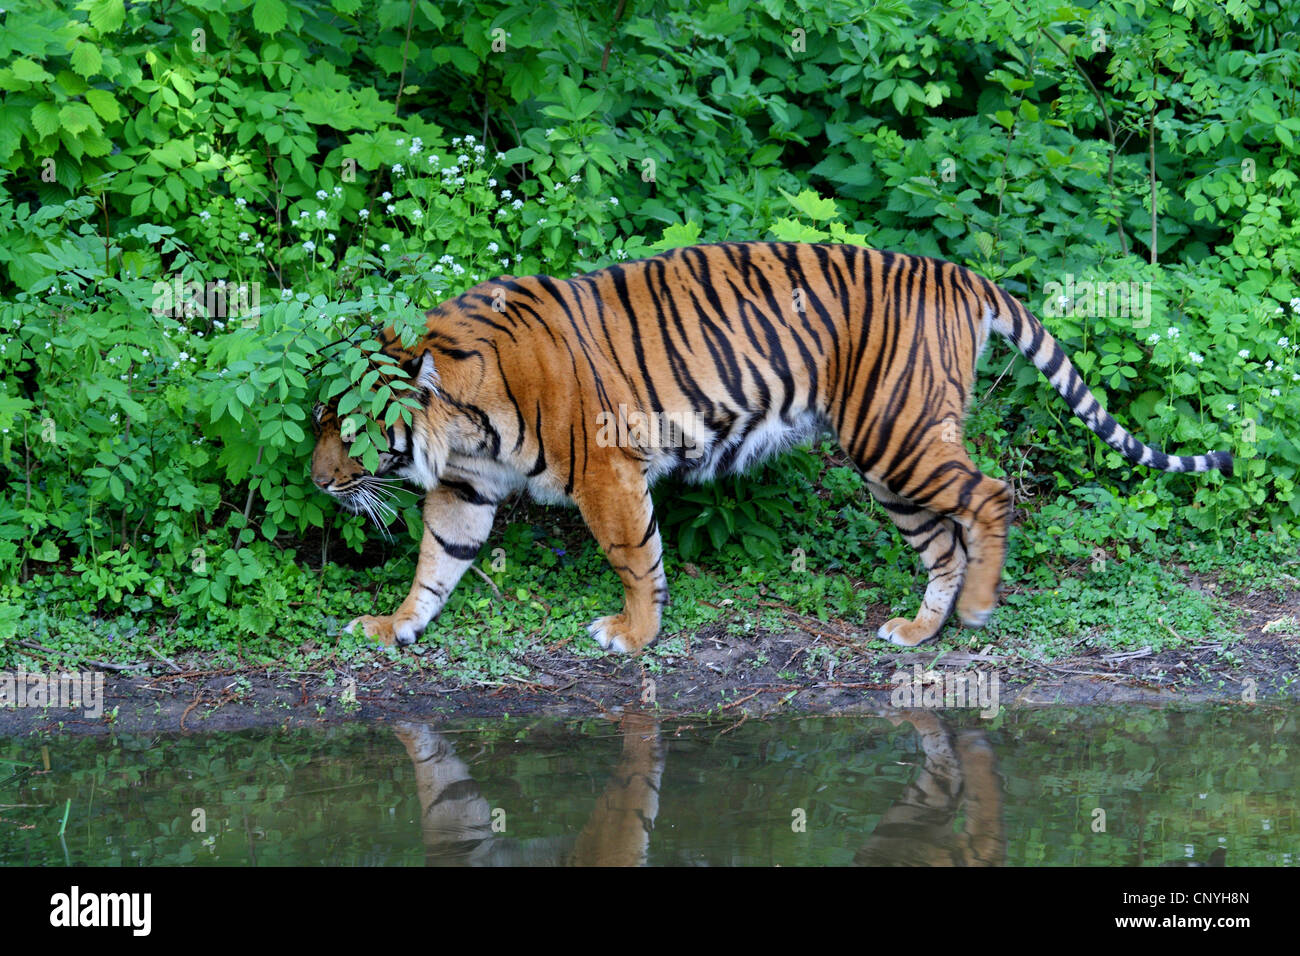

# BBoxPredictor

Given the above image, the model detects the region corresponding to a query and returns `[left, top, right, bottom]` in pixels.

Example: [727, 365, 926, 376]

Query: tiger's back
[313, 242, 1230, 652]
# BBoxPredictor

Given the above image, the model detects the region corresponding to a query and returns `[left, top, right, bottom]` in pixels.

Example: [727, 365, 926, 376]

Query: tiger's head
[309, 349, 456, 522]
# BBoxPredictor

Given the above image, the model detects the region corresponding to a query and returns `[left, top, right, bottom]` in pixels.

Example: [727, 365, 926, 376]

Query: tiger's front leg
[346, 481, 498, 647]
[574, 461, 668, 654]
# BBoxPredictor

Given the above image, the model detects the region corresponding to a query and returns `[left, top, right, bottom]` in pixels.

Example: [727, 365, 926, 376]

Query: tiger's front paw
[587, 614, 657, 654]
[345, 614, 420, 647]
[877, 616, 940, 647]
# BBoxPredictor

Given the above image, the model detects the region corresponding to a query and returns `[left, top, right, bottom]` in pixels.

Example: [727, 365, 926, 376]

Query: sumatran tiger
[310, 242, 1231, 651]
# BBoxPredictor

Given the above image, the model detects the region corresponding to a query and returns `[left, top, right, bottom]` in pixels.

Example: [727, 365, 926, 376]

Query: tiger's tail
[985, 284, 1233, 477]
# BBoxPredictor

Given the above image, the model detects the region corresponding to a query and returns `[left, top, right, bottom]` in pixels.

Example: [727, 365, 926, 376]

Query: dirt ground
[2, 578, 1296, 736]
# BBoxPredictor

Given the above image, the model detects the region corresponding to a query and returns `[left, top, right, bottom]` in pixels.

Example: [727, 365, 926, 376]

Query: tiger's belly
[646, 406, 824, 485]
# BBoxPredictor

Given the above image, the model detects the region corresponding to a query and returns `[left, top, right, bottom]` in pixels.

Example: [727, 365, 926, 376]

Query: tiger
[310, 241, 1231, 651]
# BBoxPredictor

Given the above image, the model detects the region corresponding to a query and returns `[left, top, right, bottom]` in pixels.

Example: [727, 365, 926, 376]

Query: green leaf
[70, 43, 103, 78]
[31, 102, 61, 138]
[58, 102, 98, 135]
[87, 0, 126, 33]
[84, 88, 120, 122]
[252, 0, 289, 34]
[10, 59, 53, 84]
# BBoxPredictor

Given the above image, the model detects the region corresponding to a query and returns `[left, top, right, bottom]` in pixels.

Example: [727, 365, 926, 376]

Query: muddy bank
[2, 586, 1296, 735]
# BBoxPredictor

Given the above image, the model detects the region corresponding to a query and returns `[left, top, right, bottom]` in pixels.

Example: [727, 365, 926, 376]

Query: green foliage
[0, 0, 1296, 661]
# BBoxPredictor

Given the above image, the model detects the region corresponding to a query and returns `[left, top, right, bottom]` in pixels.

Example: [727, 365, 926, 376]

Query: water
[1, 706, 1294, 866]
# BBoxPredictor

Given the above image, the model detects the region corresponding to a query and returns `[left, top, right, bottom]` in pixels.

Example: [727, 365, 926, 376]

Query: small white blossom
[199, 210, 211, 221]
[392, 163, 404, 176]
[235, 197, 247, 207]
[303, 240, 316, 252]
[381, 191, 392, 201]
[316, 189, 329, 200]
[380, 243, 390, 252]
[359, 209, 369, 219]
[1238, 349, 1250, 358]
[1226, 403, 1236, 411]
[1188, 352, 1204, 364]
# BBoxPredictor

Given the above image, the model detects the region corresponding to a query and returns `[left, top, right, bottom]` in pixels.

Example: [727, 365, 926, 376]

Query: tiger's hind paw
[345, 614, 420, 647]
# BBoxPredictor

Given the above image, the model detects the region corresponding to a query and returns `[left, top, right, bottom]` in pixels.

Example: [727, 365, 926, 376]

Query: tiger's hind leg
[866, 480, 968, 647]
[885, 446, 1013, 635]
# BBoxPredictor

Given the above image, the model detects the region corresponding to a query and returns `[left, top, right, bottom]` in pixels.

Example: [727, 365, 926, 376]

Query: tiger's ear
[412, 350, 440, 393]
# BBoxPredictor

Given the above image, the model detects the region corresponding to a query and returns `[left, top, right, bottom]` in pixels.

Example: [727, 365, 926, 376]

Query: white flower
[381, 191, 392, 201]
[239, 231, 250, 242]
[326, 233, 336, 242]
[386, 204, 396, 214]
[495, 151, 506, 161]
[1188, 352, 1204, 364]
[570, 174, 580, 184]
[396, 138, 405, 146]
[199, 210, 211, 221]
[500, 189, 512, 200]
[464, 134, 475, 143]
[1148, 333, 1160, 343]
[609, 197, 619, 206]
[235, 197, 247, 207]
[1280, 337, 1290, 348]
[1272, 388, 1282, 397]
[1226, 403, 1236, 411]
[545, 128, 555, 137]
[410, 209, 423, 221]
[458, 154, 469, 165]
[1266, 359, 1274, 370]
[501, 258, 510, 267]
[488, 178, 497, 188]
[1166, 327, 1180, 339]
[392, 163, 404, 176]
[178, 352, 189, 361]
[281, 288, 293, 299]
[409, 142, 422, 155]
[333, 186, 342, 196]
[380, 243, 390, 252]
[299, 210, 309, 219]
[487, 241, 499, 253]
[303, 240, 316, 252]
[1238, 349, 1250, 358]
[359, 209, 369, 219]
[537, 218, 547, 225]
[316, 209, 326, 221]
[315, 189, 329, 200]
[511, 199, 523, 210]
[452, 137, 462, 147]
[255, 241, 265, 250]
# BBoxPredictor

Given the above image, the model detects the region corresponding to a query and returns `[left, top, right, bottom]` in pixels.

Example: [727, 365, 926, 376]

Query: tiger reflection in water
[854, 710, 1005, 867]
[393, 709, 1003, 867]
[392, 712, 664, 866]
